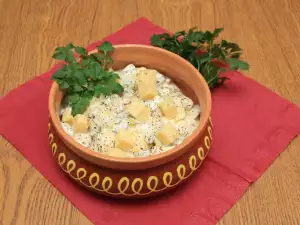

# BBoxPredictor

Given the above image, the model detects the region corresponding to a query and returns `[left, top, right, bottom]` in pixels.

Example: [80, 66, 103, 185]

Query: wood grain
[1, 0, 300, 224]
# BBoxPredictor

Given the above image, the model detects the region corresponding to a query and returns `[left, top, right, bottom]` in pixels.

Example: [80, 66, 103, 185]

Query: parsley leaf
[51, 41, 124, 116]
[51, 69, 66, 79]
[67, 93, 80, 105]
[90, 53, 103, 63]
[97, 41, 114, 52]
[57, 80, 69, 89]
[229, 58, 249, 70]
[71, 97, 91, 116]
[151, 27, 249, 89]
[75, 47, 88, 56]
[73, 70, 86, 85]
[150, 35, 165, 47]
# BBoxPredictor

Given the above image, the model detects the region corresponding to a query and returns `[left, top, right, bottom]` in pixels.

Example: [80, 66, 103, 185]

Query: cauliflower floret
[169, 95, 193, 110]
[174, 137, 184, 145]
[106, 94, 125, 113]
[151, 146, 163, 155]
[156, 72, 165, 85]
[122, 96, 133, 105]
[172, 96, 184, 106]
[153, 96, 163, 104]
[144, 96, 163, 118]
[149, 117, 162, 132]
[165, 78, 171, 84]
[90, 129, 115, 153]
[133, 150, 151, 157]
[129, 132, 149, 155]
[123, 64, 136, 72]
[181, 97, 194, 110]
[187, 104, 201, 119]
[89, 121, 100, 136]
[136, 123, 155, 144]
[84, 102, 106, 119]
[74, 133, 92, 147]
[93, 111, 115, 128]
[162, 145, 175, 152]
[175, 120, 190, 137]
[151, 107, 163, 118]
[61, 122, 74, 137]
[112, 121, 129, 133]
[119, 65, 137, 89]
[144, 100, 158, 111]
[158, 87, 171, 97]
[185, 119, 199, 136]
[123, 88, 137, 98]
[120, 72, 137, 89]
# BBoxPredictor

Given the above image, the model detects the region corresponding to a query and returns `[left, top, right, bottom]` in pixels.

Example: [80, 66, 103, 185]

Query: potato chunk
[115, 130, 136, 151]
[187, 105, 201, 119]
[137, 69, 157, 100]
[107, 148, 134, 158]
[72, 114, 90, 133]
[62, 108, 74, 125]
[126, 100, 150, 122]
[156, 123, 178, 145]
[175, 106, 186, 121]
[159, 97, 177, 119]
[136, 108, 151, 121]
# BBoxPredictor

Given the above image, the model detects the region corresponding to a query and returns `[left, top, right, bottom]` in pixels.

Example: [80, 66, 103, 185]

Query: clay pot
[48, 44, 212, 198]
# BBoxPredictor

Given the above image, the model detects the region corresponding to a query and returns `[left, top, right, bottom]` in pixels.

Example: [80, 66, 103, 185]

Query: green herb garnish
[51, 41, 124, 116]
[150, 28, 249, 89]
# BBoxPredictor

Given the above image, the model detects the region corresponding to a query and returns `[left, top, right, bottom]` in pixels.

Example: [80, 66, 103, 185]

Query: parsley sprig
[51, 41, 124, 116]
[150, 28, 249, 89]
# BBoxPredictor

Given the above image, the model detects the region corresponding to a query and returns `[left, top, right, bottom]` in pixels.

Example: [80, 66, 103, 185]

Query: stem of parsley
[51, 41, 124, 116]
[150, 27, 250, 89]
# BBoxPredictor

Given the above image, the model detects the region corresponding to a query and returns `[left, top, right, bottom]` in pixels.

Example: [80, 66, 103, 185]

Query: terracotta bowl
[48, 44, 213, 198]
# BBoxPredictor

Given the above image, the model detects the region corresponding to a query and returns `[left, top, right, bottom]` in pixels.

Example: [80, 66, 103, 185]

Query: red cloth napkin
[1, 17, 300, 225]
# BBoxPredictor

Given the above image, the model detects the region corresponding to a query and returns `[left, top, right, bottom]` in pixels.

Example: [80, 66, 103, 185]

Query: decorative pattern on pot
[48, 118, 212, 197]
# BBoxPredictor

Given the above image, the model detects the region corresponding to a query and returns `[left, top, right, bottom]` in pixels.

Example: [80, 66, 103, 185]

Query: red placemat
[1, 17, 300, 225]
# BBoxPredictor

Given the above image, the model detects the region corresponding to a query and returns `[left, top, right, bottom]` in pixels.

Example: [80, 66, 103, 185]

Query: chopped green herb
[51, 41, 124, 116]
[150, 28, 249, 89]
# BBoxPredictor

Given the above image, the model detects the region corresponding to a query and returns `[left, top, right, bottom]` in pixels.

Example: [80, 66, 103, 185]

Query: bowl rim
[48, 44, 212, 170]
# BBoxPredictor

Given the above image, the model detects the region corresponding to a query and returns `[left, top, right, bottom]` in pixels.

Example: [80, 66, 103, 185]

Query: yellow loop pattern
[89, 173, 100, 188]
[204, 136, 211, 149]
[208, 126, 212, 140]
[102, 177, 113, 191]
[163, 172, 173, 187]
[198, 147, 205, 160]
[118, 177, 130, 194]
[76, 168, 87, 180]
[58, 153, 66, 165]
[189, 155, 197, 171]
[49, 133, 54, 144]
[147, 176, 159, 191]
[51, 143, 57, 155]
[132, 178, 143, 194]
[177, 164, 186, 179]
[66, 160, 76, 172]
[49, 120, 213, 196]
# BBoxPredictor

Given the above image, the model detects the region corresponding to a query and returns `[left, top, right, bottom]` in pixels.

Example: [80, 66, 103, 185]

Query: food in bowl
[59, 64, 201, 158]
[48, 43, 212, 198]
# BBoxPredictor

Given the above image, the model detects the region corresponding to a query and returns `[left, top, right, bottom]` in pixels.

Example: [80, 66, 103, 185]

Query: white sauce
[61, 64, 201, 158]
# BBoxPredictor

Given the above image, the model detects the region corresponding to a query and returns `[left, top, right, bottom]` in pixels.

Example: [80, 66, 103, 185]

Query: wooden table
[1, 0, 300, 224]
